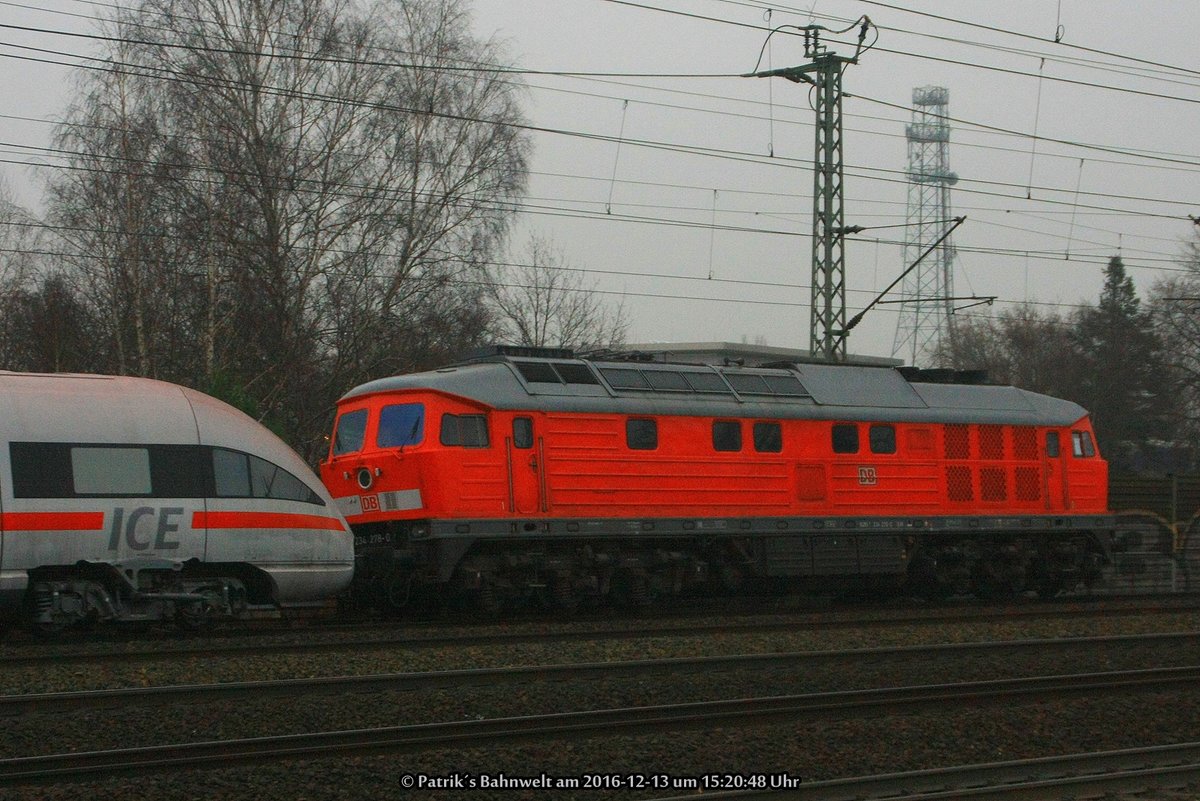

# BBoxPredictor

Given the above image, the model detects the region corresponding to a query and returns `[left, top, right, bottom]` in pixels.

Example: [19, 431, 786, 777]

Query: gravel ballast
[4, 608, 1200, 800]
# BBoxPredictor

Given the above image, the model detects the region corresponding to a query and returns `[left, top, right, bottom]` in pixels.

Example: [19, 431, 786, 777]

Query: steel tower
[892, 86, 958, 365]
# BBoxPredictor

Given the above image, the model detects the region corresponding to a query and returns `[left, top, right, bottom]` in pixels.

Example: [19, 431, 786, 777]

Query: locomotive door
[507, 416, 543, 514]
[1043, 431, 1067, 510]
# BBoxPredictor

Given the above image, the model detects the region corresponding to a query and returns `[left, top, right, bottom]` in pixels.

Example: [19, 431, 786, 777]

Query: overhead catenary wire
[0, 0, 1195, 350]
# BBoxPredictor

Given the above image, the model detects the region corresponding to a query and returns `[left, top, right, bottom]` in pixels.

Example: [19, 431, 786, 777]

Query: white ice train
[0, 372, 354, 631]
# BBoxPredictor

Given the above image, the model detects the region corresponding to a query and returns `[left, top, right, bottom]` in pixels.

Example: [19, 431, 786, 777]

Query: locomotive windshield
[332, 409, 368, 455]
[377, 403, 425, 448]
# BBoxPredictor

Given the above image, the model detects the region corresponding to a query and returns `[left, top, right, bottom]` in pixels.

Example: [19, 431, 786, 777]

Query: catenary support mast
[746, 21, 870, 361]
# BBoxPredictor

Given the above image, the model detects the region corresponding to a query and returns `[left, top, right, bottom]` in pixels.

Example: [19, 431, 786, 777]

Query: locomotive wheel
[476, 582, 502, 618]
[549, 576, 579, 616]
[1036, 579, 1063, 600]
[385, 574, 413, 610]
[611, 570, 653, 609]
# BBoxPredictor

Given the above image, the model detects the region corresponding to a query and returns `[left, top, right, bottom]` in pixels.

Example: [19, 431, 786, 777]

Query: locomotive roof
[341, 356, 1090, 427]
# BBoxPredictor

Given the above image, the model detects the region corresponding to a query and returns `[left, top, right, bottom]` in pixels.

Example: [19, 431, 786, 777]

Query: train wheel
[32, 613, 75, 637]
[611, 569, 653, 609]
[385, 574, 413, 611]
[1036, 580, 1063, 600]
[175, 588, 223, 632]
[549, 576, 579, 617]
[476, 582, 502, 618]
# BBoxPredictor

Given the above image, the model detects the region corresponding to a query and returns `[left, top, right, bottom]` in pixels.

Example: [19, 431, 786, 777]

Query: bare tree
[1152, 233, 1200, 445]
[47, 0, 529, 456]
[487, 233, 628, 351]
[935, 303, 1083, 398]
[0, 179, 41, 304]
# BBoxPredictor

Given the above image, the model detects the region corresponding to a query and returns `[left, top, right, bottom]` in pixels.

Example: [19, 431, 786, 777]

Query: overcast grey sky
[3, 0, 1199, 360]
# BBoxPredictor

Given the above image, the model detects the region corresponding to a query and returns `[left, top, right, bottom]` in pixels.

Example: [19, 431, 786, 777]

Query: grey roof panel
[341, 358, 1090, 428]
[792, 364, 928, 408]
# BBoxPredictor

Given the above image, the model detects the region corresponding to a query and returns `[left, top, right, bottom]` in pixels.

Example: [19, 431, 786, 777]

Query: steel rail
[3, 630, 1200, 716]
[2, 665, 1200, 785]
[5, 596, 1200, 668]
[6, 629, 1200, 716]
[650, 741, 1200, 800]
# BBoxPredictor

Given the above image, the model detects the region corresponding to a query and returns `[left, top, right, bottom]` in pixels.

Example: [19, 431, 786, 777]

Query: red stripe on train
[1, 512, 106, 531]
[192, 511, 346, 532]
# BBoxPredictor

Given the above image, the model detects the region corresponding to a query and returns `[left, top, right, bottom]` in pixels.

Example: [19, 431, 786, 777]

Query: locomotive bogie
[0, 372, 354, 630]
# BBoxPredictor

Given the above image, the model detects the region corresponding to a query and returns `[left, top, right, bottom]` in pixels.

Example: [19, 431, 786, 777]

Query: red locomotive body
[320, 350, 1113, 610]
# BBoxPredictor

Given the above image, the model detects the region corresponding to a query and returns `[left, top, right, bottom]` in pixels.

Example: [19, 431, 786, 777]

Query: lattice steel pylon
[892, 86, 959, 366]
[746, 20, 872, 362]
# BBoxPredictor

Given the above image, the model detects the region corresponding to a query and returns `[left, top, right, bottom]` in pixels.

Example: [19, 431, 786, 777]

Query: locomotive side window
[869, 425, 896, 455]
[377, 403, 425, 448]
[513, 417, 534, 449]
[440, 414, 490, 448]
[832, 424, 859, 454]
[1046, 431, 1061, 458]
[753, 422, 782, 453]
[72, 447, 152, 495]
[1071, 431, 1096, 458]
[626, 418, 658, 450]
[332, 409, 368, 455]
[712, 420, 742, 452]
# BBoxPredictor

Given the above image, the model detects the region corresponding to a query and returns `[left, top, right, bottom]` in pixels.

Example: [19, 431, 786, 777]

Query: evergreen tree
[1073, 256, 1175, 471]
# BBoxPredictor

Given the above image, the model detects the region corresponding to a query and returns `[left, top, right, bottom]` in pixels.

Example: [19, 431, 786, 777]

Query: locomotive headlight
[356, 468, 374, 490]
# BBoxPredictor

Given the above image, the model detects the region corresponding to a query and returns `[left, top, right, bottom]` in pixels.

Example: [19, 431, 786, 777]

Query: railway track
[650, 742, 1200, 800]
[2, 664, 1198, 786]
[3, 630, 1199, 716]
[6, 595, 1200, 668]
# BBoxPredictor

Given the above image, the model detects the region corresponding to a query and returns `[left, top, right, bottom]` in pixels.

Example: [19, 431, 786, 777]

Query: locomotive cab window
[626, 418, 658, 450]
[712, 420, 742, 452]
[1046, 431, 1061, 458]
[513, 417, 534, 449]
[832, 424, 859, 454]
[440, 414, 490, 448]
[869, 424, 896, 455]
[1071, 431, 1096, 458]
[753, 422, 782, 453]
[376, 403, 424, 448]
[332, 409, 368, 455]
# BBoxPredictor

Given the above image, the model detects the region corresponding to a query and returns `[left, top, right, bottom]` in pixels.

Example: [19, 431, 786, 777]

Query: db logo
[857, 467, 878, 486]
[360, 494, 381, 513]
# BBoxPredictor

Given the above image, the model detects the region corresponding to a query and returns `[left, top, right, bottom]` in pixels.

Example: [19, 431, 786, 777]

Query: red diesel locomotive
[320, 348, 1114, 611]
